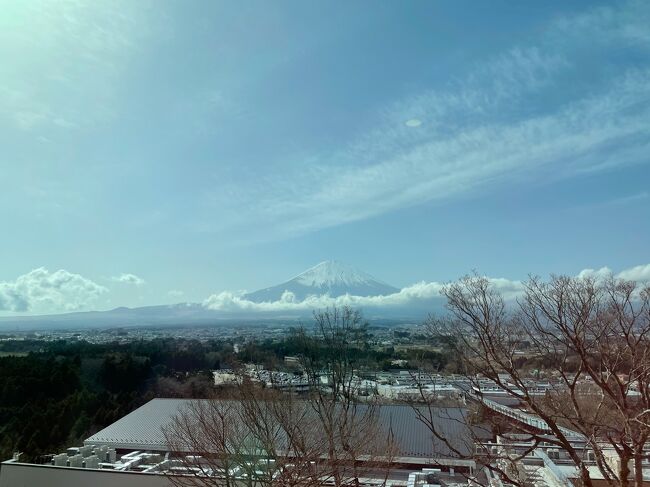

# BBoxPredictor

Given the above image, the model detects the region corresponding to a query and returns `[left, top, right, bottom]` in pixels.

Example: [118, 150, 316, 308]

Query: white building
[212, 369, 239, 385]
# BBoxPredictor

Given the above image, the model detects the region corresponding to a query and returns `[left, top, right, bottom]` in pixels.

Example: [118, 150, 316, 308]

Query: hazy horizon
[0, 259, 648, 318]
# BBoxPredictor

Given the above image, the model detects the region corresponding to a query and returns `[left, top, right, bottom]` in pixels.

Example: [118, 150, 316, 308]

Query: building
[0, 398, 477, 487]
[480, 433, 650, 487]
[212, 369, 239, 385]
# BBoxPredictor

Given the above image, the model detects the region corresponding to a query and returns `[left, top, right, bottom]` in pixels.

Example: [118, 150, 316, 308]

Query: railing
[535, 448, 573, 487]
[467, 393, 584, 439]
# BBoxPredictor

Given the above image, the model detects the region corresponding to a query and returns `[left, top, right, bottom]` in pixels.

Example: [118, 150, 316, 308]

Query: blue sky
[1, 0, 649, 315]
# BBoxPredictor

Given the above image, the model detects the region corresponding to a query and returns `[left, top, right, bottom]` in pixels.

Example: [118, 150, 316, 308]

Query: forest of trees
[0, 338, 235, 462]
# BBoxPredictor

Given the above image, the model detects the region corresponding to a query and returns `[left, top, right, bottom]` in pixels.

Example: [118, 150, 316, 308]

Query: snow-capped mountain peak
[293, 260, 384, 288]
[244, 260, 400, 303]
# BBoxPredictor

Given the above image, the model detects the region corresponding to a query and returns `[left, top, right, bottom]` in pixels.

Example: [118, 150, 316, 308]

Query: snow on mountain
[244, 260, 400, 303]
[294, 261, 380, 287]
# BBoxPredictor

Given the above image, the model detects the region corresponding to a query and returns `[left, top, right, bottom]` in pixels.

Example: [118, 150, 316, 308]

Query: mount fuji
[0, 261, 425, 330]
[244, 260, 400, 303]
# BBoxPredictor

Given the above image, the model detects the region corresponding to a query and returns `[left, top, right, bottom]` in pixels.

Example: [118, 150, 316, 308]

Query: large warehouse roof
[85, 398, 477, 460]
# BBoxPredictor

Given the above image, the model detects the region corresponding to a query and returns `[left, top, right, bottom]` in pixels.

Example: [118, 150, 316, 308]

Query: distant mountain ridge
[0, 261, 434, 330]
[244, 260, 399, 303]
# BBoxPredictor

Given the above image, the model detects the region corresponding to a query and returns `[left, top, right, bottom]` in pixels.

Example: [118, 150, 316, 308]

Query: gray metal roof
[85, 398, 187, 451]
[85, 398, 477, 459]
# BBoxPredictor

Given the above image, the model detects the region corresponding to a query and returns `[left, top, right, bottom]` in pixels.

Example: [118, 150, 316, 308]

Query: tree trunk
[579, 464, 594, 487]
[634, 453, 644, 487]
[620, 454, 631, 487]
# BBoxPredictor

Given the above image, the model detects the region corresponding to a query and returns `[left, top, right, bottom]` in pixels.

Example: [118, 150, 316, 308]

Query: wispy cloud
[572, 191, 649, 212]
[168, 289, 185, 299]
[0, 268, 107, 313]
[0, 0, 150, 131]
[202, 0, 650, 242]
[111, 273, 145, 286]
[551, 0, 650, 46]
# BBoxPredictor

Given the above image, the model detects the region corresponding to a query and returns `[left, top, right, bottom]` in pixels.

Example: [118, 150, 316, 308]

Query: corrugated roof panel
[85, 398, 476, 459]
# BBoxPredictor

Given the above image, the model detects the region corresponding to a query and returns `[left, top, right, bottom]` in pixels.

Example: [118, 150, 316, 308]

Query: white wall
[0, 462, 174, 487]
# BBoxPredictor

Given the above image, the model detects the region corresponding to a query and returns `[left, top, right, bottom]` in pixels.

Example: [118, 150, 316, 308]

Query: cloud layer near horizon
[202, 263, 650, 313]
[2, 263, 648, 315]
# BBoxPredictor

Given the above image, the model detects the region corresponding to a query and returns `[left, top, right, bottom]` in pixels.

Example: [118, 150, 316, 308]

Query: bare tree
[292, 306, 398, 487]
[416, 273, 650, 487]
[164, 382, 326, 487]
[165, 397, 247, 487]
[165, 306, 397, 487]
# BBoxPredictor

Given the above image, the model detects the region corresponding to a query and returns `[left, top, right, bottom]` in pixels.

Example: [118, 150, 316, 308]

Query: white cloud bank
[577, 264, 650, 283]
[203, 263, 650, 313]
[0, 268, 107, 313]
[112, 273, 145, 286]
[616, 264, 650, 282]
